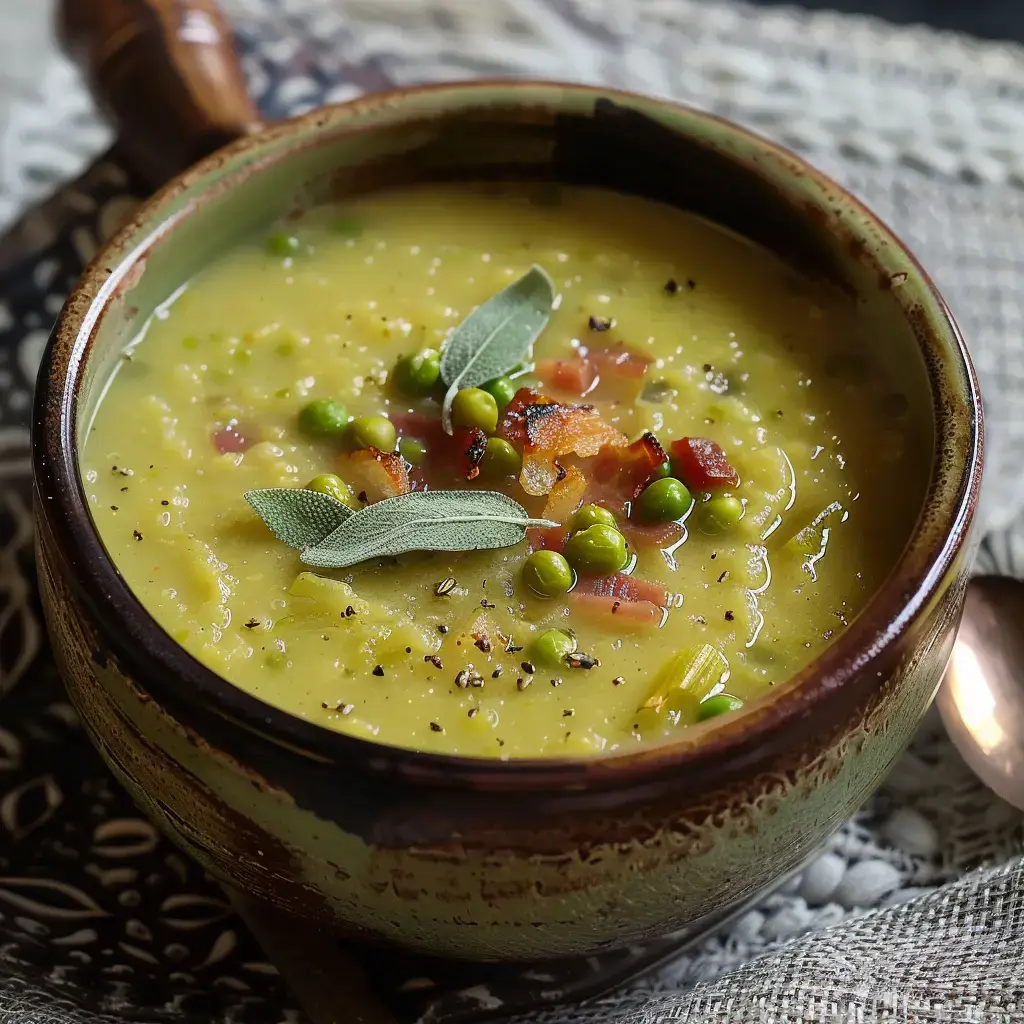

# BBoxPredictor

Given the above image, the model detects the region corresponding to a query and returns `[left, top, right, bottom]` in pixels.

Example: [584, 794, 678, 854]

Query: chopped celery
[636, 643, 730, 726]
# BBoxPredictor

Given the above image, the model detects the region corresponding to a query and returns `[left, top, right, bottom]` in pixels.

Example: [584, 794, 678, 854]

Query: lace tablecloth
[1, 1, 1023, 1022]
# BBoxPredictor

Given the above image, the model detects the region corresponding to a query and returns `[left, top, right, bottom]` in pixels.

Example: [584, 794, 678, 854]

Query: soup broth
[82, 184, 929, 758]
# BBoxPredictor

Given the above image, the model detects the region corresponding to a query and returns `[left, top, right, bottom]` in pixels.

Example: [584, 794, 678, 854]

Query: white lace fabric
[3, 0, 1024, 1020]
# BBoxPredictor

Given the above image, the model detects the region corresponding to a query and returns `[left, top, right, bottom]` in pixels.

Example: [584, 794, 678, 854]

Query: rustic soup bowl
[33, 81, 982, 961]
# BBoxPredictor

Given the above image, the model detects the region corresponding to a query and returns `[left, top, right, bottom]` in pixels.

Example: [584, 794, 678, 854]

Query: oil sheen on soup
[82, 184, 929, 758]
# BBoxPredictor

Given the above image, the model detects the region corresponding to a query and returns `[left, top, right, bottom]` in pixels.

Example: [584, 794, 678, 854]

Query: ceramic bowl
[33, 82, 982, 961]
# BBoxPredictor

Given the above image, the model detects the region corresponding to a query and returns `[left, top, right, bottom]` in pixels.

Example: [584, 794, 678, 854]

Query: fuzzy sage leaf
[439, 265, 555, 434]
[302, 490, 557, 568]
[245, 488, 353, 550]
[244, 488, 559, 569]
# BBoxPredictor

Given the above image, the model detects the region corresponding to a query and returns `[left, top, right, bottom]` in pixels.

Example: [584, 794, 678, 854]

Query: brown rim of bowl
[34, 80, 983, 790]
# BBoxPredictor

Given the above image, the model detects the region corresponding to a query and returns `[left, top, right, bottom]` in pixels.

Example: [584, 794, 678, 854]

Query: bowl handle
[57, 0, 263, 188]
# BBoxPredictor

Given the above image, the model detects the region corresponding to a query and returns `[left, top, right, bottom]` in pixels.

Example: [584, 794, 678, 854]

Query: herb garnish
[245, 488, 557, 570]
[439, 265, 555, 434]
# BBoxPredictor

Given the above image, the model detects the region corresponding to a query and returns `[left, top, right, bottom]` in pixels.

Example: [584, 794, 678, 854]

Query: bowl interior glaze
[42, 82, 981, 790]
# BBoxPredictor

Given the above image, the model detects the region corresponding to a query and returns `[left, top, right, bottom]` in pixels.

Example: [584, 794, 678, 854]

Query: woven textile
[1, 1, 1024, 1021]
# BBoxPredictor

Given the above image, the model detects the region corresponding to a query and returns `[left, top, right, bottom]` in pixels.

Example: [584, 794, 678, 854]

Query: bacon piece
[571, 594, 663, 630]
[213, 423, 257, 453]
[529, 466, 587, 551]
[537, 343, 651, 398]
[670, 437, 739, 492]
[576, 573, 668, 606]
[336, 447, 410, 503]
[621, 518, 684, 550]
[536, 357, 599, 397]
[586, 431, 669, 509]
[502, 388, 627, 496]
[391, 414, 486, 482]
[590, 342, 652, 380]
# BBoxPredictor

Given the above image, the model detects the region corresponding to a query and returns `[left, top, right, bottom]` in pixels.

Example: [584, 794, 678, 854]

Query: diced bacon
[391, 412, 447, 450]
[571, 594, 663, 630]
[621, 518, 684, 550]
[670, 437, 739, 492]
[529, 465, 587, 551]
[498, 387, 541, 446]
[502, 388, 627, 496]
[212, 423, 257, 453]
[589, 342, 652, 380]
[576, 573, 668, 606]
[536, 357, 599, 397]
[336, 447, 410, 503]
[586, 432, 669, 509]
[391, 413, 486, 481]
[537, 343, 651, 398]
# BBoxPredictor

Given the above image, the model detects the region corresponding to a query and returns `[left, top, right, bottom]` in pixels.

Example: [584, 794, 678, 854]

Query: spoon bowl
[938, 576, 1024, 811]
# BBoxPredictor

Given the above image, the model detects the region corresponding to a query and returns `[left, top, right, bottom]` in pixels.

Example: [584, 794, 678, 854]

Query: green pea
[398, 437, 426, 465]
[266, 231, 300, 257]
[481, 438, 521, 478]
[305, 473, 355, 508]
[651, 460, 672, 480]
[704, 495, 745, 531]
[521, 550, 574, 598]
[393, 348, 441, 397]
[531, 628, 575, 669]
[563, 524, 628, 576]
[638, 477, 693, 522]
[299, 398, 350, 436]
[697, 694, 744, 721]
[482, 376, 517, 409]
[349, 414, 397, 452]
[568, 504, 618, 534]
[451, 387, 499, 433]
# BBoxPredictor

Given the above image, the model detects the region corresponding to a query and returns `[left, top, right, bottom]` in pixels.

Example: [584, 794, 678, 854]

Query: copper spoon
[937, 576, 1024, 811]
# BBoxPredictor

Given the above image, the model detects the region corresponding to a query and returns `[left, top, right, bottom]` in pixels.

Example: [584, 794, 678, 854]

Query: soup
[82, 184, 928, 758]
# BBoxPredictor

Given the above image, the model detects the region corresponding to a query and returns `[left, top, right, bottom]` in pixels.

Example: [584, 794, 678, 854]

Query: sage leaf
[301, 490, 558, 569]
[245, 488, 354, 550]
[439, 265, 555, 434]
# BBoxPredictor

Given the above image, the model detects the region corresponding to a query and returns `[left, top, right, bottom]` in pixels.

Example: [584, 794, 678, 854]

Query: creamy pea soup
[83, 184, 928, 758]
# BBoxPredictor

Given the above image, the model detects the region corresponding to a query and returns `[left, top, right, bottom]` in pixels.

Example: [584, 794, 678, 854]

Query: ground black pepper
[480, 599, 495, 609]
[612, 676, 625, 686]
[244, 618, 260, 629]
[588, 315, 612, 331]
[725, 610, 735, 621]
[664, 278, 680, 294]
[491, 667, 502, 678]
[520, 661, 536, 674]
[563, 709, 575, 717]
[132, 530, 143, 541]
[474, 637, 492, 653]
[467, 707, 480, 719]
[517, 677, 530, 691]
[424, 655, 443, 670]
[110, 505, 118, 511]
[717, 571, 730, 583]
[344, 605, 356, 617]
[437, 624, 450, 634]
[429, 721, 443, 733]
[372, 665, 384, 676]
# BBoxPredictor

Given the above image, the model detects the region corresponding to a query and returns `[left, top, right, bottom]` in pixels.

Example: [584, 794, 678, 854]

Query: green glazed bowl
[33, 81, 982, 961]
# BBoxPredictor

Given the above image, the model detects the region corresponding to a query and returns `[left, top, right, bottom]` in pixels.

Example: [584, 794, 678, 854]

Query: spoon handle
[56, 0, 262, 188]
